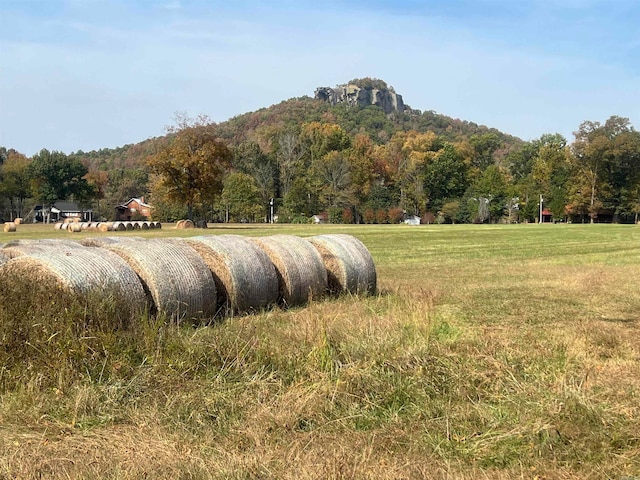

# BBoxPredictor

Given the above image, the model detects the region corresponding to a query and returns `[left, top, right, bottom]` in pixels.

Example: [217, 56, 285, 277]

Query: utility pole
[539, 194, 543, 224]
[269, 198, 274, 224]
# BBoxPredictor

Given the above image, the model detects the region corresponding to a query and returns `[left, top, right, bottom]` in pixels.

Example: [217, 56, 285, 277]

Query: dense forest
[2, 79, 640, 224]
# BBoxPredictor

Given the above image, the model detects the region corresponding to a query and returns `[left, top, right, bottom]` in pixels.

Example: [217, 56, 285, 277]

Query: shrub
[421, 212, 436, 224]
[342, 208, 354, 224]
[375, 209, 388, 224]
[387, 207, 404, 224]
[363, 209, 375, 224]
[328, 207, 342, 224]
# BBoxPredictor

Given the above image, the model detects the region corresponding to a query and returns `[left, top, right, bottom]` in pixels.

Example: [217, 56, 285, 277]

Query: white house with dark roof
[33, 201, 93, 223]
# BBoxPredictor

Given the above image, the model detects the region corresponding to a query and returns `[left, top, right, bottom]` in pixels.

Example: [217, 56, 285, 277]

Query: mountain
[72, 78, 522, 171]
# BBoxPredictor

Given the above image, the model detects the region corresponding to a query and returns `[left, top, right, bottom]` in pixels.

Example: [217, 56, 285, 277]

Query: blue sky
[1, 0, 638, 155]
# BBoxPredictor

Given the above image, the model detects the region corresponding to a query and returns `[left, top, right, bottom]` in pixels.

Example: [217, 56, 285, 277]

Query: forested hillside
[2, 79, 639, 224]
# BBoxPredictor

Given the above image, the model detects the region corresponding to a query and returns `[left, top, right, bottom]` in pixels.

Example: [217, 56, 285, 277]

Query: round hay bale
[131, 222, 141, 230]
[112, 221, 127, 232]
[4, 222, 16, 233]
[106, 239, 216, 321]
[124, 222, 135, 231]
[80, 222, 91, 231]
[2, 239, 82, 259]
[0, 247, 147, 320]
[80, 236, 145, 247]
[308, 234, 377, 295]
[68, 223, 82, 233]
[183, 235, 279, 314]
[98, 222, 111, 232]
[154, 222, 162, 229]
[140, 222, 150, 230]
[14, 218, 22, 225]
[54, 222, 67, 231]
[176, 219, 194, 229]
[89, 222, 101, 231]
[250, 235, 327, 307]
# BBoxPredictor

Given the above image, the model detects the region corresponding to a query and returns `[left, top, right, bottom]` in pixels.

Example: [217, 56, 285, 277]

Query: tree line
[2, 112, 639, 224]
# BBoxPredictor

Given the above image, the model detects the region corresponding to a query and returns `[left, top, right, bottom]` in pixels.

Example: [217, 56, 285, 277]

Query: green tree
[221, 172, 262, 222]
[233, 141, 277, 220]
[147, 115, 232, 221]
[423, 143, 469, 211]
[471, 165, 509, 222]
[567, 116, 639, 223]
[29, 149, 94, 222]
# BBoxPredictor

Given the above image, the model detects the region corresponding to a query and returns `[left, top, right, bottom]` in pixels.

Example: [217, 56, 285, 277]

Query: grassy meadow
[0, 223, 639, 479]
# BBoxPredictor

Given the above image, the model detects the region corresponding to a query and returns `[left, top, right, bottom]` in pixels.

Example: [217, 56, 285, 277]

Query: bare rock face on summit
[315, 83, 405, 114]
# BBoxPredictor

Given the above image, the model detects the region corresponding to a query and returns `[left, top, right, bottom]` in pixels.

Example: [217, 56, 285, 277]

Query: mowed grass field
[0, 223, 639, 479]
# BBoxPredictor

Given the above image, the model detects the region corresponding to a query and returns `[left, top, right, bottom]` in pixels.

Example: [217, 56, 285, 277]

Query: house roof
[35, 201, 91, 213]
[117, 197, 152, 209]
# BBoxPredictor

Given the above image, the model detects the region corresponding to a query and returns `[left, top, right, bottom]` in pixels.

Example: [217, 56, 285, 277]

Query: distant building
[33, 201, 92, 223]
[403, 215, 421, 226]
[115, 197, 152, 221]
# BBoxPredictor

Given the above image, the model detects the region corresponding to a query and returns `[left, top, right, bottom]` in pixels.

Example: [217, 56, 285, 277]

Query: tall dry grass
[0, 224, 639, 479]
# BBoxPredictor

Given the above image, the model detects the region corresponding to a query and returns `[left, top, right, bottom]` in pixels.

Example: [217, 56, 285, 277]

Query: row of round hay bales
[111, 221, 162, 232]
[56, 221, 161, 232]
[0, 234, 377, 324]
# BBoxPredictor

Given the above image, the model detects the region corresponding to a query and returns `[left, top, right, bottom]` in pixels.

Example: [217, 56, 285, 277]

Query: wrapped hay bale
[54, 222, 67, 231]
[251, 235, 327, 307]
[124, 222, 135, 231]
[139, 221, 149, 230]
[80, 236, 145, 247]
[106, 239, 216, 321]
[0, 247, 147, 321]
[2, 239, 82, 259]
[68, 223, 82, 233]
[308, 234, 377, 295]
[146, 221, 155, 229]
[112, 221, 127, 232]
[176, 219, 194, 229]
[80, 222, 91, 231]
[154, 222, 162, 229]
[183, 235, 279, 314]
[4, 222, 16, 233]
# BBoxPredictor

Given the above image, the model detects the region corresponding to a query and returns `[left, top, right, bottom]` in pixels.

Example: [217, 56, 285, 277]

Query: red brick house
[115, 197, 152, 221]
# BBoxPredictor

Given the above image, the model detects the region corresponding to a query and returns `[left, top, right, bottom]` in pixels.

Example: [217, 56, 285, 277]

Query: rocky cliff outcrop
[315, 83, 406, 114]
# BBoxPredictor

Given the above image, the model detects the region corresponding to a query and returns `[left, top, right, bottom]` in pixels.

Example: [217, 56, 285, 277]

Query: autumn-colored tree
[147, 115, 232, 221]
[0, 150, 31, 219]
[300, 122, 350, 165]
[346, 133, 376, 204]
